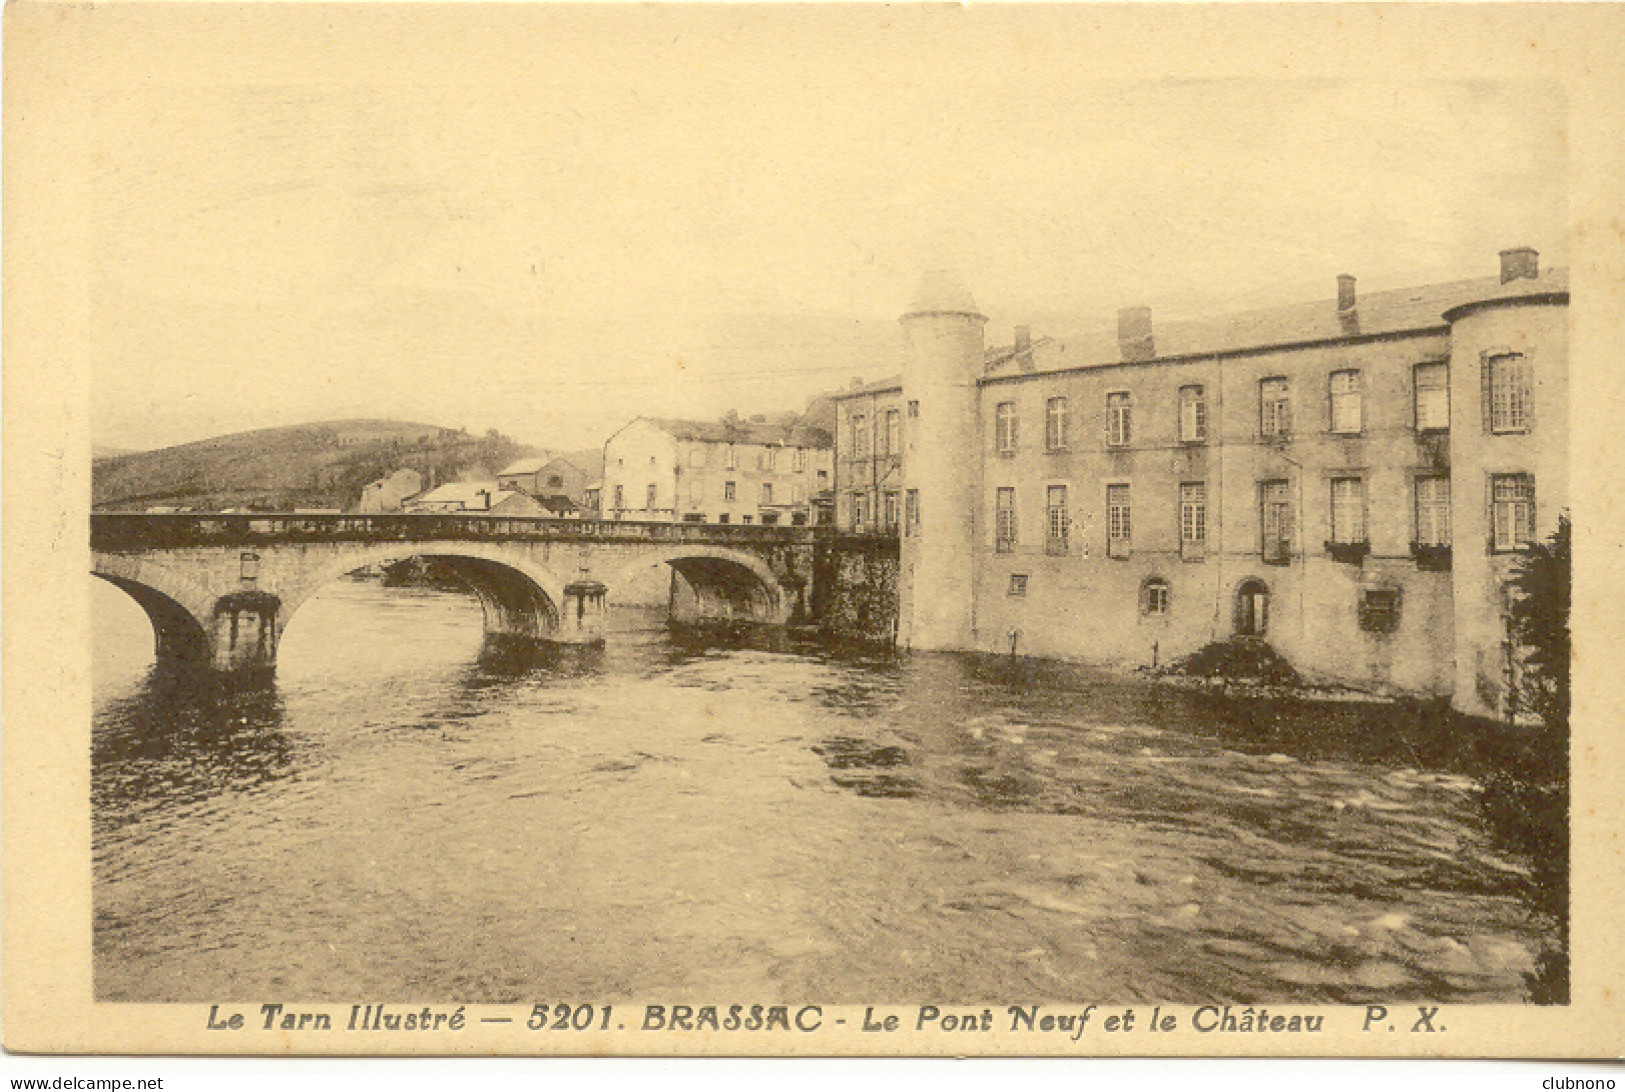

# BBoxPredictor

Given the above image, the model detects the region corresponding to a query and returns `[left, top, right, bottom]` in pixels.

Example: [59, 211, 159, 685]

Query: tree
[1508, 514, 1570, 731]
[1484, 513, 1570, 1002]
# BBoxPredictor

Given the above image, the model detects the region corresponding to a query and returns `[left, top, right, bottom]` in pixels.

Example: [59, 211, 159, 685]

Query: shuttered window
[1487, 353, 1531, 433]
[1180, 482, 1206, 558]
[1261, 377, 1291, 438]
[1491, 474, 1535, 550]
[995, 487, 1017, 552]
[1330, 370, 1362, 434]
[1261, 480, 1292, 562]
[1414, 362, 1449, 431]
[1330, 477, 1366, 544]
[1179, 386, 1207, 443]
[1107, 484, 1131, 557]
[1415, 475, 1451, 546]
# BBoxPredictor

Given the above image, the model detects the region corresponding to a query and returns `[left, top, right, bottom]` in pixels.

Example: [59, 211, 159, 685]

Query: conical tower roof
[903, 269, 985, 320]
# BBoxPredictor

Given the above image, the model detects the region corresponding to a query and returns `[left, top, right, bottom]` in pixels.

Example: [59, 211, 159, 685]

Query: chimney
[1014, 325, 1035, 373]
[1337, 274, 1357, 314]
[1118, 306, 1154, 363]
[1500, 247, 1539, 284]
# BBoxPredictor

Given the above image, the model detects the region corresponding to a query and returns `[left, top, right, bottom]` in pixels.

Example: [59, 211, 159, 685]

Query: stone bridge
[92, 513, 822, 673]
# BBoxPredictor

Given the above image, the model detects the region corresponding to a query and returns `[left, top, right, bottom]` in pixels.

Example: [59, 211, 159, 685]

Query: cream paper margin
[4, 1, 1623, 1059]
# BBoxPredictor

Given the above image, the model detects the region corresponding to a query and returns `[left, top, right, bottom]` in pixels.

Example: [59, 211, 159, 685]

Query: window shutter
[1481, 353, 1494, 434]
[1523, 351, 1536, 433]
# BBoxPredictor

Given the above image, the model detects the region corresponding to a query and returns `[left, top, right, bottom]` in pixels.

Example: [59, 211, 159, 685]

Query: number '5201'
[528, 1004, 612, 1031]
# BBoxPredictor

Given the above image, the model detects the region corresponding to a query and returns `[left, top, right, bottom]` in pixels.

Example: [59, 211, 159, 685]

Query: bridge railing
[91, 512, 824, 551]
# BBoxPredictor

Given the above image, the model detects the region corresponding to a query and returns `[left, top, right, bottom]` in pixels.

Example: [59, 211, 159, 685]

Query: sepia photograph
[5, 1, 1623, 1063]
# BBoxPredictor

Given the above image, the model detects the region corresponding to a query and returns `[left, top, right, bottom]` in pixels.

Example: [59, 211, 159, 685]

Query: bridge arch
[608, 546, 791, 626]
[282, 543, 571, 643]
[92, 570, 214, 667]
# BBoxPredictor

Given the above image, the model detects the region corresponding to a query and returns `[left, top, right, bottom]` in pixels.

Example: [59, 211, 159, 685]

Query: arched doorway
[1234, 578, 1270, 637]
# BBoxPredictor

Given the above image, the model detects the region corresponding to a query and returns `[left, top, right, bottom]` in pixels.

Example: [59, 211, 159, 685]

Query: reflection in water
[93, 579, 1561, 1005]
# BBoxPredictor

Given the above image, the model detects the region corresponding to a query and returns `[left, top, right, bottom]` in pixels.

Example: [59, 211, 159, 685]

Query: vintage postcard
[4, 2, 1624, 1060]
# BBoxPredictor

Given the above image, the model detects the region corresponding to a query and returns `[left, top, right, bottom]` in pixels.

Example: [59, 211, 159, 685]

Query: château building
[832, 249, 1567, 718]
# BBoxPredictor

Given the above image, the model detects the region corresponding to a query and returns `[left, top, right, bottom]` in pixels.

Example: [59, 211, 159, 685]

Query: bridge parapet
[91, 512, 821, 551]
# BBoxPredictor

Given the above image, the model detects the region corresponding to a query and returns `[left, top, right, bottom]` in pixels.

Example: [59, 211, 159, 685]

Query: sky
[73, 7, 1569, 454]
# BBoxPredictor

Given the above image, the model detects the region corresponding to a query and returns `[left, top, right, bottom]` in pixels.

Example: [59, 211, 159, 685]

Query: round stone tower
[898, 270, 986, 650]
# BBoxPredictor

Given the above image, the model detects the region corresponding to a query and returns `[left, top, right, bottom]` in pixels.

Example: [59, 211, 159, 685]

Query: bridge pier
[209, 590, 281, 673]
[556, 580, 608, 645]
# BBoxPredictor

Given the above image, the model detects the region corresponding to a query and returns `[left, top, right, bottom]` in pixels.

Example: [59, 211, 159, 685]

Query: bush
[1169, 639, 1301, 687]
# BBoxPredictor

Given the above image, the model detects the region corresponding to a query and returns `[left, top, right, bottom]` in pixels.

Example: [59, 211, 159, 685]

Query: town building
[355, 468, 425, 513]
[401, 481, 545, 515]
[832, 250, 1566, 719]
[601, 409, 834, 526]
[497, 455, 591, 515]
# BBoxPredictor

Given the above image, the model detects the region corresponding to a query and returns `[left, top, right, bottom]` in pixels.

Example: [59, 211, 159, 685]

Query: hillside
[92, 419, 536, 512]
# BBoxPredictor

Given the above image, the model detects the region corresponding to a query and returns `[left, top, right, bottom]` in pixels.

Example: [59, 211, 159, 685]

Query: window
[724, 481, 736, 502]
[646, 483, 658, 511]
[852, 492, 870, 529]
[613, 484, 624, 512]
[1487, 353, 1531, 433]
[1358, 587, 1402, 634]
[851, 414, 869, 459]
[905, 489, 919, 533]
[760, 446, 776, 472]
[884, 409, 901, 457]
[1330, 477, 1366, 544]
[1107, 484, 1131, 557]
[1414, 362, 1449, 431]
[548, 474, 563, 488]
[793, 447, 807, 471]
[1141, 577, 1170, 616]
[689, 479, 704, 506]
[726, 444, 738, 470]
[1045, 397, 1070, 452]
[1415, 475, 1451, 547]
[1046, 485, 1069, 554]
[995, 402, 1018, 455]
[689, 446, 706, 468]
[883, 492, 899, 531]
[1107, 392, 1132, 447]
[1330, 369, 1362, 433]
[1260, 378, 1291, 439]
[1179, 385, 1207, 444]
[995, 487, 1017, 552]
[761, 482, 774, 505]
[792, 482, 806, 504]
[1491, 474, 1535, 550]
[1261, 480, 1292, 563]
[907, 400, 920, 419]
[817, 469, 829, 488]
[1007, 573, 1029, 597]
[717, 513, 730, 524]
[1180, 482, 1207, 558]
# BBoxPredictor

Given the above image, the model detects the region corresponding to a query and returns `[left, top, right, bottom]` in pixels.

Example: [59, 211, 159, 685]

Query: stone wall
[811, 534, 899, 645]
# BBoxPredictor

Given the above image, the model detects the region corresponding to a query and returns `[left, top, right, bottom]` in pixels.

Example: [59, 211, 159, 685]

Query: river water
[93, 578, 1556, 1004]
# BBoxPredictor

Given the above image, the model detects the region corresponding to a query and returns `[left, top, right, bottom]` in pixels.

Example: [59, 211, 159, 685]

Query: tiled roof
[407, 482, 519, 509]
[642, 414, 830, 448]
[498, 457, 547, 476]
[997, 269, 1568, 377]
[832, 267, 1567, 396]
